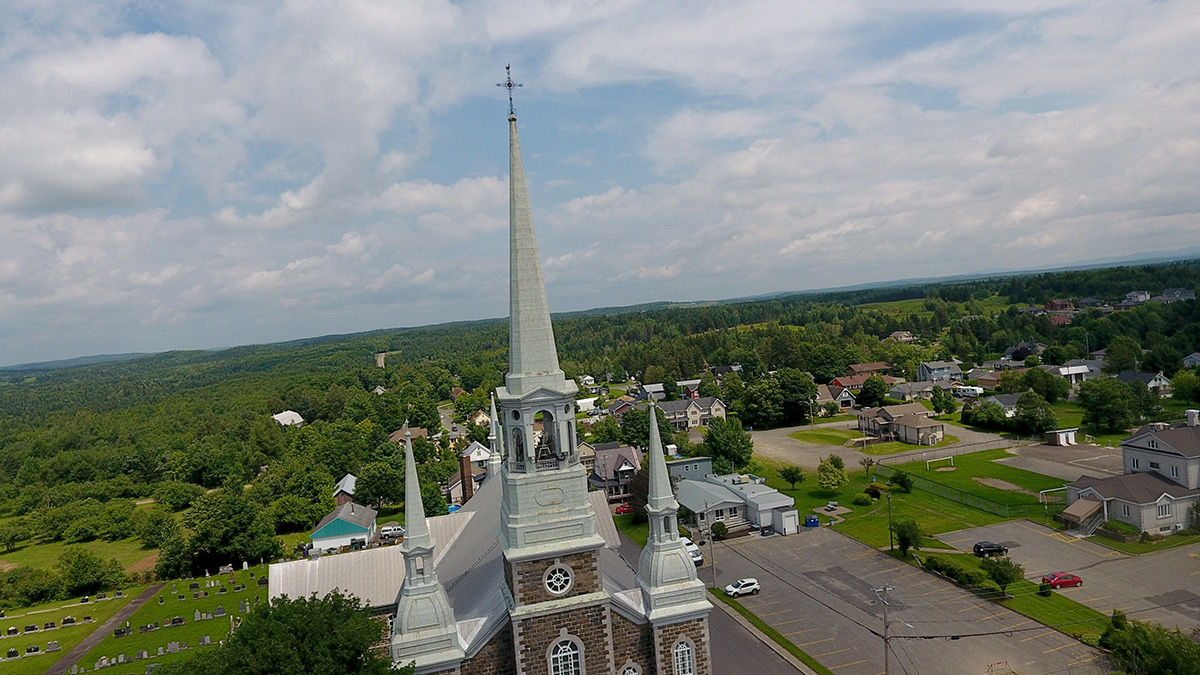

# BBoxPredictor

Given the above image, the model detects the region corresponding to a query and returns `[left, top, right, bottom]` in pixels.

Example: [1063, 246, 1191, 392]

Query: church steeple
[390, 428, 464, 669]
[637, 405, 711, 622]
[487, 394, 502, 477]
[494, 109, 602, 568]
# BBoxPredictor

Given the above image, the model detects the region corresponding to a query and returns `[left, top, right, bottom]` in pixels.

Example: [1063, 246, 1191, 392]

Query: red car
[615, 503, 633, 514]
[1042, 572, 1083, 589]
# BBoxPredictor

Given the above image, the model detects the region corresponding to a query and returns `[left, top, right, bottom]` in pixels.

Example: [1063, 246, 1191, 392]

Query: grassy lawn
[0, 536, 156, 574]
[0, 588, 146, 675]
[859, 434, 960, 456]
[888, 449, 1068, 505]
[74, 565, 270, 675]
[1088, 531, 1200, 555]
[788, 428, 861, 445]
[613, 513, 650, 547]
[710, 590, 835, 675]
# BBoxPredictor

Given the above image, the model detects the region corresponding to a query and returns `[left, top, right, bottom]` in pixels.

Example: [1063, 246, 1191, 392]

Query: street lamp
[886, 493, 894, 552]
[702, 501, 718, 590]
[805, 398, 816, 430]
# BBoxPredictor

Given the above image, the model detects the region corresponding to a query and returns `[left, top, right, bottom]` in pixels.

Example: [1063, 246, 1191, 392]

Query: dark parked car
[973, 541, 1008, 557]
[1041, 572, 1083, 589]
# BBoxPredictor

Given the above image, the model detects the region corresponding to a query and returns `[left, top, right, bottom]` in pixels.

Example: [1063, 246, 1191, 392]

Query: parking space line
[1190, 569, 1200, 575]
[774, 618, 806, 626]
[830, 660, 868, 670]
[909, 577, 938, 587]
[1043, 643, 1074, 654]
[1020, 630, 1054, 642]
[1003, 620, 1034, 630]
[785, 627, 821, 637]
[848, 550, 875, 560]
[1069, 656, 1100, 666]
[745, 600, 781, 609]
[814, 647, 851, 658]
[897, 570, 924, 579]
[798, 637, 835, 648]
[759, 608, 794, 617]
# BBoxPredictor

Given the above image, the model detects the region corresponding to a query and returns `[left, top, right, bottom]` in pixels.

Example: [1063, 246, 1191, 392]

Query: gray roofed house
[889, 381, 939, 401]
[981, 393, 1023, 417]
[588, 442, 642, 501]
[1185, 352, 1200, 368]
[333, 473, 357, 507]
[309, 501, 377, 551]
[916, 360, 963, 382]
[1115, 371, 1172, 396]
[654, 397, 727, 431]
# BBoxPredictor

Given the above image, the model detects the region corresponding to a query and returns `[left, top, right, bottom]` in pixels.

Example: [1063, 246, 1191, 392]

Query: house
[1003, 342, 1046, 362]
[667, 456, 713, 484]
[1162, 288, 1196, 301]
[1064, 412, 1200, 534]
[309, 501, 377, 551]
[588, 442, 643, 501]
[373, 385, 388, 395]
[675, 474, 799, 535]
[711, 364, 743, 379]
[975, 370, 1006, 390]
[1043, 359, 1103, 385]
[675, 479, 748, 533]
[677, 379, 702, 398]
[855, 403, 933, 437]
[655, 397, 727, 431]
[576, 441, 596, 472]
[1078, 297, 1105, 308]
[446, 468, 487, 505]
[981, 393, 1022, 418]
[1048, 314, 1073, 327]
[638, 383, 666, 401]
[271, 410, 304, 426]
[830, 386, 857, 408]
[578, 374, 596, 387]
[1115, 371, 1172, 397]
[387, 426, 429, 443]
[916, 361, 962, 382]
[1125, 290, 1151, 305]
[848, 362, 891, 376]
[1045, 299, 1074, 311]
[333, 473, 357, 507]
[469, 409, 491, 427]
[606, 397, 636, 418]
[888, 381, 939, 402]
[831, 373, 902, 392]
[449, 387, 467, 400]
[450, 439, 491, 504]
[891, 414, 946, 446]
[885, 331, 916, 343]
[1185, 352, 1200, 368]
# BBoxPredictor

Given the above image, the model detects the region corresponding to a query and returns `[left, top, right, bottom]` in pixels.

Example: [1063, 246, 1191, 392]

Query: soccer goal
[926, 456, 955, 471]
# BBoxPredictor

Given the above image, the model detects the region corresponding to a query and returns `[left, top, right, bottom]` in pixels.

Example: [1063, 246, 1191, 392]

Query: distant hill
[0, 352, 152, 372]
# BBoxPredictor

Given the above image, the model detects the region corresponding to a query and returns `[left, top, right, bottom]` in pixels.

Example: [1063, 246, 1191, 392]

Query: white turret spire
[390, 428, 463, 669]
[637, 404, 711, 622]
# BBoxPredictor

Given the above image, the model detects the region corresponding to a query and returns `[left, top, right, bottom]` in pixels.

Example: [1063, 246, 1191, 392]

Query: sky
[2, 1, 1200, 366]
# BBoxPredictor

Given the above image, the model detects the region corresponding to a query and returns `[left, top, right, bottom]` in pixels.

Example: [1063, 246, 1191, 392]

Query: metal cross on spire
[496, 64, 522, 116]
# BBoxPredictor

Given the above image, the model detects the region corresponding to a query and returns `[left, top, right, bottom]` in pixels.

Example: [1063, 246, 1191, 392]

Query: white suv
[724, 578, 760, 598]
[680, 537, 703, 566]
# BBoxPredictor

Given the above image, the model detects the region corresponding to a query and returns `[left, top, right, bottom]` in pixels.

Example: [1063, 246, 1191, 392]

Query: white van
[379, 525, 405, 540]
[953, 385, 983, 397]
[680, 537, 703, 566]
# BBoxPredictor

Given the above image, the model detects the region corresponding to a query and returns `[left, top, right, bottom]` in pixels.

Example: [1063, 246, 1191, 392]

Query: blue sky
[2, 0, 1199, 366]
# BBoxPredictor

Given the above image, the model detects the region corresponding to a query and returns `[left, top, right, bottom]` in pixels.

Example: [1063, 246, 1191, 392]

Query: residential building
[1045, 299, 1074, 311]
[1078, 297, 1105, 308]
[1042, 359, 1103, 385]
[639, 382, 666, 401]
[1125, 290, 1151, 304]
[578, 374, 596, 386]
[711, 364, 743, 379]
[848, 361, 891, 376]
[607, 396, 637, 418]
[885, 330, 916, 343]
[1064, 411, 1200, 535]
[1115, 371, 1172, 397]
[667, 456, 713, 484]
[855, 403, 941, 444]
[678, 379, 702, 398]
[1162, 288, 1196, 301]
[830, 386, 857, 408]
[309, 501, 377, 551]
[655, 397, 727, 431]
[589, 442, 643, 501]
[271, 410, 304, 426]
[1185, 352, 1200, 368]
[888, 381, 939, 401]
[1003, 342, 1046, 362]
[981, 393, 1022, 418]
[916, 360, 962, 382]
[676, 473, 799, 535]
[333, 473, 356, 507]
[831, 373, 902, 391]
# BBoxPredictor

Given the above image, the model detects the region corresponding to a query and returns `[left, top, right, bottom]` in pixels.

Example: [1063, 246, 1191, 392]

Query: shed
[310, 502, 377, 551]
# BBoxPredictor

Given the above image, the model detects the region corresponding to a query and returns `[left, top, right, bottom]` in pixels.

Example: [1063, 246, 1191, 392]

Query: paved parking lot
[997, 444, 1124, 482]
[941, 520, 1200, 631]
[709, 527, 1104, 675]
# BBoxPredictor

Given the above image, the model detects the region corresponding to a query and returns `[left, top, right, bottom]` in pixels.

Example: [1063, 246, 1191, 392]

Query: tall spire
[505, 112, 568, 397]
[637, 403, 710, 622]
[390, 428, 463, 669]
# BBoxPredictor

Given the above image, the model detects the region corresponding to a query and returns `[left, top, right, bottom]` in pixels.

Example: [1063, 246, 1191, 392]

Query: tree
[619, 407, 672, 448]
[0, 521, 26, 553]
[1103, 335, 1143, 374]
[661, 378, 680, 401]
[1101, 615, 1200, 675]
[858, 457, 875, 476]
[57, 547, 125, 596]
[931, 387, 957, 416]
[1171, 370, 1200, 404]
[703, 417, 754, 472]
[1142, 343, 1183, 377]
[1078, 378, 1136, 432]
[890, 469, 914, 493]
[421, 479, 448, 518]
[891, 518, 922, 557]
[740, 378, 784, 429]
[709, 522, 728, 540]
[589, 415, 621, 443]
[186, 489, 282, 572]
[353, 462, 403, 510]
[779, 466, 805, 489]
[1127, 380, 1164, 423]
[133, 508, 180, 549]
[156, 591, 402, 675]
[1022, 367, 1070, 403]
[816, 455, 849, 493]
[777, 368, 818, 424]
[822, 401, 841, 417]
[980, 556, 1024, 598]
[1013, 391, 1058, 435]
[996, 370, 1025, 393]
[857, 374, 888, 408]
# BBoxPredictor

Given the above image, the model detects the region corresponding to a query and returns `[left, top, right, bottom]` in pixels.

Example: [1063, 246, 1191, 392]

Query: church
[271, 96, 712, 675]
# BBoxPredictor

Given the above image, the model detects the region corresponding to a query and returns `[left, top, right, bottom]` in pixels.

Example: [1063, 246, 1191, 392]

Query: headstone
[63, 616, 75, 625]
[219, 564, 232, 574]
[218, 587, 227, 594]
[115, 590, 123, 598]
[118, 653, 127, 663]
[148, 665, 160, 674]
[25, 624, 38, 632]
[157, 647, 164, 656]
[6, 647, 17, 659]
[159, 596, 164, 604]
[167, 641, 180, 654]
[83, 616, 92, 622]
[257, 577, 269, 586]
[81, 596, 89, 603]
[172, 583, 176, 593]
[194, 610, 201, 622]
[47, 641, 60, 652]
[249, 571, 254, 577]
[239, 601, 246, 612]
[25, 645, 39, 654]
[188, 582, 199, 591]
[71, 666, 78, 674]
[200, 635, 211, 646]
[138, 649, 148, 659]
[214, 605, 225, 617]
[242, 561, 249, 571]
[113, 627, 128, 638]
[97, 656, 109, 668]
[0, 609, 4, 618]
[178, 595, 185, 601]
[192, 592, 199, 599]
[44, 621, 56, 629]
[6, 627, 17, 636]
[96, 592, 106, 600]
[203, 591, 209, 597]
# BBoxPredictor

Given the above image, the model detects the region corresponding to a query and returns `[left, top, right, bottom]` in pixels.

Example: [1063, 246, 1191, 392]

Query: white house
[675, 474, 799, 535]
[271, 410, 304, 426]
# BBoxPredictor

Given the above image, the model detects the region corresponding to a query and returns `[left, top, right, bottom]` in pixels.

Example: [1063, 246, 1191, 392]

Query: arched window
[549, 638, 582, 675]
[620, 665, 641, 675]
[673, 640, 695, 675]
[534, 410, 557, 460]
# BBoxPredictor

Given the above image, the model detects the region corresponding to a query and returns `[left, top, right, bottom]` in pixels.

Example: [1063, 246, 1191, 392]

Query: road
[709, 527, 1105, 675]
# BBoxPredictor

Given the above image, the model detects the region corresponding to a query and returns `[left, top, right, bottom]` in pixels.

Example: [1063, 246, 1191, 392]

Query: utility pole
[886, 493, 894, 552]
[873, 585, 895, 675]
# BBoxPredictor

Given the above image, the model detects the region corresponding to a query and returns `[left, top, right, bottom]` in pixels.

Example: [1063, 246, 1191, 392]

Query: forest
[0, 259, 1198, 608]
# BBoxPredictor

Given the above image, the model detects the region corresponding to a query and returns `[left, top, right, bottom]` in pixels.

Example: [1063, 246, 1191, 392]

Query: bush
[1039, 581, 1053, 597]
[710, 522, 728, 540]
[852, 493, 873, 506]
[890, 470, 914, 493]
[1102, 519, 1140, 536]
[957, 567, 989, 587]
[864, 483, 882, 499]
[1080, 632, 1101, 647]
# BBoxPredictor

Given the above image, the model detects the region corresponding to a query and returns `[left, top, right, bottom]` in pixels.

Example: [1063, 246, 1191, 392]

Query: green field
[888, 448, 1068, 505]
[0, 587, 146, 675]
[0, 537, 157, 574]
[787, 427, 960, 455]
[72, 565, 270, 675]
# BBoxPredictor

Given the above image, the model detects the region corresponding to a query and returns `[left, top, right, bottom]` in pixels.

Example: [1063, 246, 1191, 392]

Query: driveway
[708, 527, 1103, 675]
[940, 520, 1200, 631]
[751, 420, 1008, 470]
